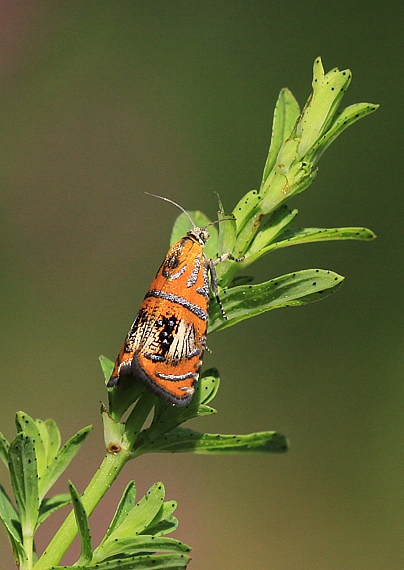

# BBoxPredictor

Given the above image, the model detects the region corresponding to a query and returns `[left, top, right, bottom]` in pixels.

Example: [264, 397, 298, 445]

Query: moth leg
[212, 252, 245, 266]
[208, 253, 244, 320]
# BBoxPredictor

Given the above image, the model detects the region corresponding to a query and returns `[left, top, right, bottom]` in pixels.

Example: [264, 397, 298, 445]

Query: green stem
[34, 448, 132, 569]
[21, 529, 34, 570]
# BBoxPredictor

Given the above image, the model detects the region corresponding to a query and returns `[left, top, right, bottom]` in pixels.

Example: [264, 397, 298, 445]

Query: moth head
[187, 227, 210, 246]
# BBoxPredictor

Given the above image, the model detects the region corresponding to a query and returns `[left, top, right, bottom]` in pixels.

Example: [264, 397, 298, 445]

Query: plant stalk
[34, 448, 132, 569]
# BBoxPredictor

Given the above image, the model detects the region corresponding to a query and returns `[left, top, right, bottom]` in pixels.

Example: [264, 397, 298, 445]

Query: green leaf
[150, 428, 288, 454]
[101, 481, 137, 542]
[296, 57, 352, 158]
[38, 426, 92, 500]
[0, 432, 9, 468]
[248, 204, 298, 255]
[102, 406, 127, 453]
[94, 486, 184, 564]
[246, 225, 376, 266]
[9, 433, 39, 531]
[15, 412, 47, 478]
[261, 87, 301, 187]
[37, 493, 71, 525]
[145, 515, 178, 538]
[99, 354, 115, 382]
[93, 535, 190, 564]
[60, 552, 191, 569]
[0, 484, 25, 562]
[217, 197, 237, 258]
[307, 101, 379, 164]
[170, 211, 218, 260]
[232, 190, 263, 254]
[43, 418, 61, 465]
[124, 392, 156, 447]
[68, 481, 92, 565]
[143, 500, 178, 537]
[109, 483, 166, 540]
[209, 269, 344, 333]
[274, 225, 375, 247]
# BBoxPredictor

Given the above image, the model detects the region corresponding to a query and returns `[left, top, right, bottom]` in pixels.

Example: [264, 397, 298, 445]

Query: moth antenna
[145, 192, 195, 228]
[206, 215, 236, 229]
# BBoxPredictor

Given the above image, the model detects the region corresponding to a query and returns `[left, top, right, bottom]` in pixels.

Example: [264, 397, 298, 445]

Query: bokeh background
[0, 2, 402, 569]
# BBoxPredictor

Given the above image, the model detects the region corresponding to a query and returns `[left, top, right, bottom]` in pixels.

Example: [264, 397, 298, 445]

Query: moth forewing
[108, 197, 243, 406]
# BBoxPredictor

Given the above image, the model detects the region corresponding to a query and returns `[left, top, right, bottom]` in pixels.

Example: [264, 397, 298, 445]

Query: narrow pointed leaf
[297, 58, 352, 157]
[248, 204, 298, 254]
[37, 493, 71, 525]
[38, 426, 92, 499]
[61, 552, 191, 569]
[93, 535, 190, 563]
[0, 432, 9, 468]
[124, 392, 156, 446]
[43, 418, 61, 464]
[68, 481, 92, 565]
[209, 269, 344, 333]
[217, 200, 237, 258]
[101, 481, 137, 543]
[274, 225, 376, 246]
[9, 433, 39, 531]
[232, 190, 263, 257]
[150, 428, 288, 454]
[36, 418, 55, 467]
[261, 87, 300, 186]
[102, 407, 126, 453]
[0, 484, 24, 559]
[15, 412, 47, 478]
[246, 225, 376, 266]
[145, 515, 178, 538]
[144, 500, 178, 537]
[113, 483, 166, 538]
[99, 354, 115, 382]
[308, 102, 379, 164]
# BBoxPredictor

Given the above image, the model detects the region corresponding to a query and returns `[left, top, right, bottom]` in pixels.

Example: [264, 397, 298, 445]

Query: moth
[107, 194, 242, 406]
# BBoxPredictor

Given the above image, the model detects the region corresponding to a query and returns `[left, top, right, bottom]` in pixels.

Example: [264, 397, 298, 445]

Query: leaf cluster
[0, 414, 91, 568]
[170, 58, 377, 333]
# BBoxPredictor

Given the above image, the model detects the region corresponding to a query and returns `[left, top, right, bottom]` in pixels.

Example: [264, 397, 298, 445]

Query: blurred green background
[0, 2, 402, 568]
